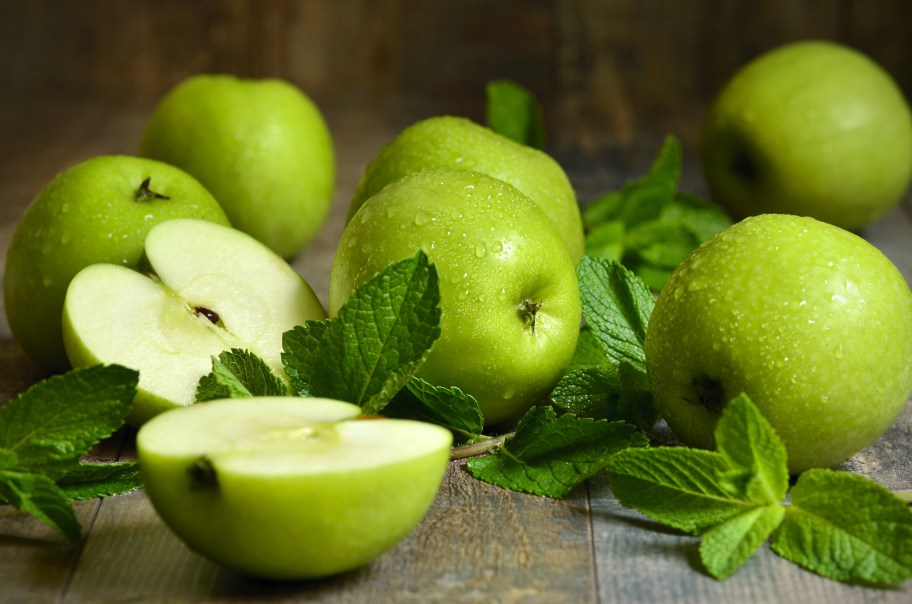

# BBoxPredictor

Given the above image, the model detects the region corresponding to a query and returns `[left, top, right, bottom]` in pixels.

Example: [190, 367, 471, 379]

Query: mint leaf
[714, 394, 789, 505]
[0, 470, 82, 543]
[0, 448, 17, 470]
[550, 362, 655, 430]
[772, 469, 912, 585]
[196, 348, 288, 402]
[701, 504, 785, 580]
[576, 257, 653, 374]
[485, 79, 544, 149]
[282, 251, 441, 415]
[57, 461, 142, 501]
[0, 365, 138, 479]
[606, 447, 755, 534]
[382, 378, 484, 444]
[663, 191, 732, 242]
[467, 406, 647, 498]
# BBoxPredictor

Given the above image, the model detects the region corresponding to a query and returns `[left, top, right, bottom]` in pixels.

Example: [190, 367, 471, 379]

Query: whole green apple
[701, 41, 912, 231]
[63, 219, 325, 425]
[139, 74, 335, 258]
[348, 115, 585, 262]
[137, 397, 452, 580]
[330, 168, 581, 426]
[645, 214, 912, 473]
[4, 155, 229, 371]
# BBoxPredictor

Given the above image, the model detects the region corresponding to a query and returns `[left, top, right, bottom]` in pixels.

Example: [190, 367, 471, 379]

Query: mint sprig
[0, 365, 139, 542]
[196, 348, 289, 401]
[282, 250, 441, 415]
[485, 79, 545, 149]
[383, 378, 485, 445]
[583, 136, 731, 290]
[467, 406, 648, 498]
[606, 394, 912, 584]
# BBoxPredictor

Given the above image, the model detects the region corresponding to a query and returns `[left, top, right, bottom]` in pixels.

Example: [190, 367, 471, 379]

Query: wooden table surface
[0, 99, 910, 604]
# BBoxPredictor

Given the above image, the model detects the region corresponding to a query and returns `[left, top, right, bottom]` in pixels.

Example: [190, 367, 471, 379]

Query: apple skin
[3, 155, 229, 371]
[137, 397, 452, 580]
[701, 41, 912, 232]
[139, 74, 335, 259]
[348, 115, 585, 262]
[62, 219, 325, 425]
[330, 168, 581, 426]
[645, 214, 912, 473]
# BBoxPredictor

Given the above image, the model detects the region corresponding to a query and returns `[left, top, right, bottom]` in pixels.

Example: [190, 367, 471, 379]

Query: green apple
[701, 41, 912, 232]
[4, 155, 229, 371]
[348, 115, 585, 262]
[139, 74, 335, 259]
[645, 214, 912, 473]
[62, 219, 325, 425]
[330, 168, 581, 426]
[137, 397, 452, 580]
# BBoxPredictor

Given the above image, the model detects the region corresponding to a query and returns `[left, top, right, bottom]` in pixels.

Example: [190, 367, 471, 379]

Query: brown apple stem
[450, 432, 513, 460]
[136, 177, 171, 201]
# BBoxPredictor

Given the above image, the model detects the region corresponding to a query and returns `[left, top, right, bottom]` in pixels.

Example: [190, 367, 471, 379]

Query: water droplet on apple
[474, 243, 487, 258]
[414, 211, 432, 226]
[490, 241, 503, 254]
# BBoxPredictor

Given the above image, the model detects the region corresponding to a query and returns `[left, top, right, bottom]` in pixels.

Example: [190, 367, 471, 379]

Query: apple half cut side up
[137, 397, 453, 580]
[62, 219, 326, 425]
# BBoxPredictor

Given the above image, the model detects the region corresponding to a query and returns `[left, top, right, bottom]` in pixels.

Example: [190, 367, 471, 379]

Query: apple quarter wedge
[137, 397, 453, 580]
[62, 218, 325, 425]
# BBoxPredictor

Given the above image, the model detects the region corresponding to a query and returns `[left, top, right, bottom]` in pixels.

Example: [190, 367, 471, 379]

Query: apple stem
[519, 299, 543, 333]
[136, 177, 171, 202]
[449, 433, 513, 460]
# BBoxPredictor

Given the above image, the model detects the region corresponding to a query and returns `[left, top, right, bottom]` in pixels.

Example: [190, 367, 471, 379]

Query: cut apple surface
[137, 397, 453, 580]
[62, 219, 325, 425]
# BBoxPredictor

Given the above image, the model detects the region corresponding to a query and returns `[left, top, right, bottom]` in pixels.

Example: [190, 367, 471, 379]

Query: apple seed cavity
[135, 177, 171, 202]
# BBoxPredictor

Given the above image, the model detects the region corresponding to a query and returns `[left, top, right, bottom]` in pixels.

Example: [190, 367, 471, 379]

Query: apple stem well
[519, 299, 544, 333]
[135, 177, 171, 202]
[686, 374, 727, 415]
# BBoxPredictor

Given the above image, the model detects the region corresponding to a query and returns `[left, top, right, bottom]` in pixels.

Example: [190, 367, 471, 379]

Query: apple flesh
[62, 219, 325, 425]
[330, 168, 581, 426]
[139, 75, 335, 259]
[4, 155, 229, 371]
[137, 397, 452, 580]
[645, 214, 912, 473]
[347, 115, 585, 262]
[701, 41, 912, 231]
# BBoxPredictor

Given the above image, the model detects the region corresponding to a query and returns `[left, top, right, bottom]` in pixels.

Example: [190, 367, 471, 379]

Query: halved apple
[62, 218, 325, 425]
[136, 397, 452, 580]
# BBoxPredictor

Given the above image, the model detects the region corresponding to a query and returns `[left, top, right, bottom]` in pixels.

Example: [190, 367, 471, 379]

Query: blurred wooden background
[3, 0, 910, 157]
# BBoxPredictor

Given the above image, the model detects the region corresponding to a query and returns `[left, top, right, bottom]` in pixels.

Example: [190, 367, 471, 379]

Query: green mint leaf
[57, 461, 142, 501]
[196, 348, 288, 402]
[606, 447, 755, 534]
[584, 221, 625, 262]
[382, 378, 484, 444]
[772, 469, 912, 585]
[467, 406, 647, 498]
[485, 79, 545, 149]
[282, 251, 441, 415]
[550, 362, 656, 430]
[582, 136, 680, 230]
[701, 504, 785, 580]
[576, 257, 654, 374]
[714, 394, 789, 505]
[0, 448, 18, 470]
[0, 365, 138, 479]
[565, 326, 611, 372]
[662, 191, 732, 242]
[0, 470, 82, 543]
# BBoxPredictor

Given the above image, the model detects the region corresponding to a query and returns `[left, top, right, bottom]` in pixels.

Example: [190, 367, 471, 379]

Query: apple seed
[194, 306, 220, 324]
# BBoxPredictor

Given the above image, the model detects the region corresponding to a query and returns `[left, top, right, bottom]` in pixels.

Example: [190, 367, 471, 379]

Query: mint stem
[450, 433, 512, 460]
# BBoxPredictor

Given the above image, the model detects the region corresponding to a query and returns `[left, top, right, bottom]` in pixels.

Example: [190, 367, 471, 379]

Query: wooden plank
[63, 460, 596, 602]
